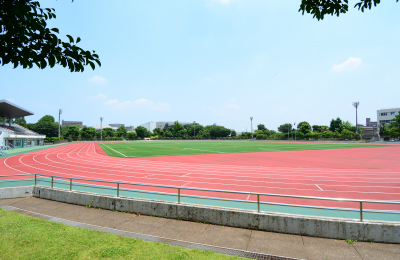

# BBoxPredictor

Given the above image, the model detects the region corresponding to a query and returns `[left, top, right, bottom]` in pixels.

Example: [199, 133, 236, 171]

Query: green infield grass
[0, 208, 245, 260]
[99, 141, 387, 158]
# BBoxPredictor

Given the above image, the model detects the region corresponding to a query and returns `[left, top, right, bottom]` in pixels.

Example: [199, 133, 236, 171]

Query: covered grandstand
[0, 100, 45, 149]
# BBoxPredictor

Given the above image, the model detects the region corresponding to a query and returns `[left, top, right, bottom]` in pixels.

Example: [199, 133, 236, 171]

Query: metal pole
[356, 106, 358, 133]
[51, 177, 53, 188]
[250, 117, 253, 139]
[117, 183, 119, 197]
[193, 121, 195, 138]
[360, 202, 363, 221]
[100, 117, 103, 141]
[257, 194, 260, 212]
[70, 178, 72, 191]
[58, 109, 62, 139]
[178, 188, 181, 204]
[35, 174, 37, 186]
[288, 124, 289, 140]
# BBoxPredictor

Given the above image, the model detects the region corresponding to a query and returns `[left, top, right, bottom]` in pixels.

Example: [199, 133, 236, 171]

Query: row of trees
[9, 114, 400, 141]
[16, 117, 237, 140]
[135, 122, 236, 140]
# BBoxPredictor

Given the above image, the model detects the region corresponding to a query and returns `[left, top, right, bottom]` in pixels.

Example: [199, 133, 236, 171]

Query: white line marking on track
[315, 184, 323, 191]
[181, 181, 193, 187]
[246, 194, 251, 200]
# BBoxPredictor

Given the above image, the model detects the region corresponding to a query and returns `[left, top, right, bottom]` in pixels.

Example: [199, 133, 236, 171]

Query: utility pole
[250, 117, 253, 139]
[288, 123, 290, 140]
[100, 117, 103, 141]
[193, 121, 196, 138]
[352, 101, 360, 133]
[58, 109, 62, 139]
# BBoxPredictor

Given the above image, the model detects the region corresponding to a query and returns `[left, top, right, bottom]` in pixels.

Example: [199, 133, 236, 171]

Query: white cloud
[104, 98, 171, 111]
[88, 76, 107, 84]
[91, 93, 107, 99]
[105, 99, 119, 105]
[332, 57, 362, 73]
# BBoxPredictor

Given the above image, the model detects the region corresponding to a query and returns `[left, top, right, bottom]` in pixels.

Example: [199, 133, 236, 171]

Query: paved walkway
[1, 197, 399, 260]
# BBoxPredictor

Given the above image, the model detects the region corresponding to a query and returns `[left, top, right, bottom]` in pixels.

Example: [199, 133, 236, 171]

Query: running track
[1, 142, 400, 211]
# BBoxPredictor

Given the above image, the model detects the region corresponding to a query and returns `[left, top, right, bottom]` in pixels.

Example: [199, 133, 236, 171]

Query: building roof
[0, 100, 34, 118]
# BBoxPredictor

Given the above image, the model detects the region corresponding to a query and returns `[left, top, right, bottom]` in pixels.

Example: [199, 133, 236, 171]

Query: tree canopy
[0, 0, 100, 72]
[278, 123, 292, 133]
[299, 0, 398, 21]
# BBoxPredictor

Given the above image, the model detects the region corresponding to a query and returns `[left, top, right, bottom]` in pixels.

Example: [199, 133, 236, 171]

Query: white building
[0, 100, 46, 148]
[139, 121, 191, 132]
[377, 107, 400, 125]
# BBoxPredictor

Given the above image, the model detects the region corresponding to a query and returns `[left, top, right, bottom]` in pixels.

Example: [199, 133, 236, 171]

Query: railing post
[360, 202, 363, 221]
[51, 177, 53, 188]
[257, 194, 260, 212]
[34, 174, 37, 186]
[117, 183, 119, 197]
[70, 178, 72, 191]
[178, 188, 180, 204]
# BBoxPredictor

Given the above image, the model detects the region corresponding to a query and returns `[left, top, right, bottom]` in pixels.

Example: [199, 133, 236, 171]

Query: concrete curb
[0, 186, 33, 199]
[31, 186, 400, 244]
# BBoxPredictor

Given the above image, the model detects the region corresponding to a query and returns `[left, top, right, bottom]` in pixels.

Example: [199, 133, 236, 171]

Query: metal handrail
[1, 173, 400, 222]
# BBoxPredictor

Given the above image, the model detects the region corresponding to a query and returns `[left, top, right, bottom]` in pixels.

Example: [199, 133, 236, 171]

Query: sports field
[99, 141, 388, 158]
[1, 142, 399, 222]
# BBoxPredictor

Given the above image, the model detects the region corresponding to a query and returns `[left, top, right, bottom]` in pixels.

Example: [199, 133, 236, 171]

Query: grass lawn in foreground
[0, 208, 245, 260]
[99, 141, 388, 158]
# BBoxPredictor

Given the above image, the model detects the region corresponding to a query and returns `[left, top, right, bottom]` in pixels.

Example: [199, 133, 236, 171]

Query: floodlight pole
[352, 101, 360, 133]
[288, 123, 290, 140]
[58, 109, 62, 139]
[193, 121, 196, 138]
[101, 117, 103, 141]
[250, 117, 253, 139]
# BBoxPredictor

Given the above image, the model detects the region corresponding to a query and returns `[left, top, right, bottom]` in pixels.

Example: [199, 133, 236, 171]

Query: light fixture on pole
[58, 109, 62, 139]
[250, 117, 253, 139]
[352, 101, 360, 133]
[193, 121, 196, 138]
[100, 117, 103, 141]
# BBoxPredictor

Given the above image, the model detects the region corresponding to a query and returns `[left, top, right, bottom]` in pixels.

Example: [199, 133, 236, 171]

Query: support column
[8, 118, 12, 126]
[3, 117, 5, 125]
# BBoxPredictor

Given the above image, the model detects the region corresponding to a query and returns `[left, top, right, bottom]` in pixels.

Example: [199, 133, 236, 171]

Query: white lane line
[246, 194, 251, 200]
[182, 173, 191, 177]
[315, 184, 323, 191]
[100, 143, 134, 158]
[184, 148, 225, 154]
[181, 181, 193, 187]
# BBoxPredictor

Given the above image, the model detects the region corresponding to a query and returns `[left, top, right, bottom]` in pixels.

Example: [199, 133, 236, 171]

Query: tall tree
[1, 0, 100, 71]
[329, 117, 343, 133]
[135, 126, 147, 139]
[80, 127, 96, 139]
[257, 124, 267, 131]
[297, 121, 311, 134]
[299, 0, 398, 21]
[278, 123, 292, 133]
[116, 126, 127, 138]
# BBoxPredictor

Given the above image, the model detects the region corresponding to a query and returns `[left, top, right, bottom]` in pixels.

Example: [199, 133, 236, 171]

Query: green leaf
[76, 37, 81, 43]
[66, 35, 74, 43]
[51, 28, 59, 33]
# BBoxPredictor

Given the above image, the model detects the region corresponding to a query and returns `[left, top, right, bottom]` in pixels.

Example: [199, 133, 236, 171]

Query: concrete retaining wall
[32, 186, 400, 243]
[0, 186, 33, 199]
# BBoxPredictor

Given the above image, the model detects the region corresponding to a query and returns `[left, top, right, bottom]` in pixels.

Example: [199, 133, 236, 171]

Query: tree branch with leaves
[0, 0, 100, 72]
[299, 0, 398, 21]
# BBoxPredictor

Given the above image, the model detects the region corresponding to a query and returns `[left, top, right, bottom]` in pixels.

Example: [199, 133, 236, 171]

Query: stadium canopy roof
[0, 99, 34, 118]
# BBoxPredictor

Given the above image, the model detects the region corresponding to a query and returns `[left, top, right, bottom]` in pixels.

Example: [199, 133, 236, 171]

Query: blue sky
[2, 0, 399, 132]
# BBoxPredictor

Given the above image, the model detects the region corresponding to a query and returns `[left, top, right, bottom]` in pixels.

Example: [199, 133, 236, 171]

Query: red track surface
[1, 143, 400, 211]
